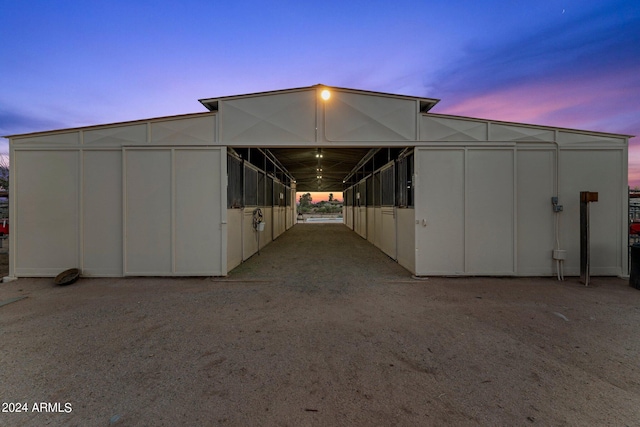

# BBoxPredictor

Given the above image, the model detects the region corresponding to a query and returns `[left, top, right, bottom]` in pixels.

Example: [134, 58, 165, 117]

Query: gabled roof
[198, 84, 440, 113]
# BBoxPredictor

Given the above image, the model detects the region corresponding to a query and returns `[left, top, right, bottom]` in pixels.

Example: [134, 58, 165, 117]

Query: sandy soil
[1, 224, 640, 426]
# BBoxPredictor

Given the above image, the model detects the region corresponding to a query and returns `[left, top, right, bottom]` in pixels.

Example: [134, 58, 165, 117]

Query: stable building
[5, 85, 630, 279]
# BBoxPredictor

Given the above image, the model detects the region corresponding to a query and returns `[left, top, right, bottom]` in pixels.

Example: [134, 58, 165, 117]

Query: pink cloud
[440, 67, 637, 125]
[436, 70, 640, 187]
[628, 146, 640, 188]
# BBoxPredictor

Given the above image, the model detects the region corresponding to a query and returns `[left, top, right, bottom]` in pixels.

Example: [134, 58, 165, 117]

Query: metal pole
[580, 191, 598, 286]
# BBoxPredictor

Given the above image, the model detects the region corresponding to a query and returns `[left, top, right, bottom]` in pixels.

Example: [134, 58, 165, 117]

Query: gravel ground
[1, 224, 640, 426]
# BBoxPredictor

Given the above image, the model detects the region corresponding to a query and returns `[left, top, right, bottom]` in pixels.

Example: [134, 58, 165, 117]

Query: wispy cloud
[430, 2, 640, 130]
[0, 108, 69, 137]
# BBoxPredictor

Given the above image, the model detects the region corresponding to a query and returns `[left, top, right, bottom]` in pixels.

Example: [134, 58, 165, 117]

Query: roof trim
[198, 84, 440, 112]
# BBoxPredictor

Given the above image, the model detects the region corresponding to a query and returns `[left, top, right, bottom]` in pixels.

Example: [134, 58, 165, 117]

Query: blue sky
[2, 1, 638, 183]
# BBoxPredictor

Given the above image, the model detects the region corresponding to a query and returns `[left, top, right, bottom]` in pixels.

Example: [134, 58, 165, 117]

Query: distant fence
[297, 213, 343, 224]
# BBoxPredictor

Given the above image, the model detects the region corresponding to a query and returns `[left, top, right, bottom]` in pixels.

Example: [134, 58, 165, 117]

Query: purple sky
[1, 1, 638, 183]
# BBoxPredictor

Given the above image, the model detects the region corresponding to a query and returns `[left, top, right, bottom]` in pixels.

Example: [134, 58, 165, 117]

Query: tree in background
[329, 193, 334, 202]
[0, 156, 8, 191]
[298, 192, 312, 213]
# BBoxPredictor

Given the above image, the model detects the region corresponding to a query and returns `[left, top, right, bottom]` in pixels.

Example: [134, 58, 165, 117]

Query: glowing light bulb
[321, 89, 331, 100]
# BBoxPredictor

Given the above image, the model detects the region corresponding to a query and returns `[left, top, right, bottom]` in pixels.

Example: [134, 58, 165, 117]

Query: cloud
[0, 108, 69, 137]
[438, 68, 639, 133]
[430, 2, 640, 103]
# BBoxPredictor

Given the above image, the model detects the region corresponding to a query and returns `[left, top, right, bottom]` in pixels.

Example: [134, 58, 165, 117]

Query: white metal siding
[125, 148, 224, 276]
[420, 116, 487, 141]
[396, 208, 415, 274]
[415, 145, 625, 277]
[243, 209, 259, 260]
[125, 150, 173, 275]
[174, 149, 223, 274]
[380, 207, 397, 260]
[367, 207, 376, 245]
[261, 207, 273, 249]
[84, 124, 146, 146]
[273, 206, 286, 239]
[373, 208, 382, 249]
[325, 91, 416, 141]
[344, 206, 353, 229]
[227, 209, 243, 271]
[516, 150, 556, 275]
[356, 207, 367, 238]
[82, 150, 123, 276]
[222, 90, 316, 143]
[415, 149, 465, 275]
[559, 150, 623, 276]
[491, 124, 555, 142]
[151, 116, 215, 145]
[466, 149, 514, 274]
[12, 131, 80, 146]
[14, 150, 80, 276]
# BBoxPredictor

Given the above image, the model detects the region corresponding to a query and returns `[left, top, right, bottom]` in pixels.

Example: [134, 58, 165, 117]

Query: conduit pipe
[552, 140, 565, 281]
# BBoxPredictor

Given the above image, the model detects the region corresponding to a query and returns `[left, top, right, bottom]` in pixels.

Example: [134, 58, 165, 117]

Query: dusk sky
[2, 1, 638, 186]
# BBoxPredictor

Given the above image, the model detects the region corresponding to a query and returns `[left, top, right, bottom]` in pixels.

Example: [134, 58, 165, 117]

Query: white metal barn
[6, 85, 630, 279]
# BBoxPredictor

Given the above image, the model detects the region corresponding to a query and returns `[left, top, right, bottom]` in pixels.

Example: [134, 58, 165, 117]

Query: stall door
[414, 148, 515, 276]
[124, 148, 225, 276]
[414, 149, 465, 275]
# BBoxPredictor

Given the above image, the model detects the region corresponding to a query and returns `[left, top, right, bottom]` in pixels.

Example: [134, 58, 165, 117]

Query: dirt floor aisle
[1, 224, 640, 426]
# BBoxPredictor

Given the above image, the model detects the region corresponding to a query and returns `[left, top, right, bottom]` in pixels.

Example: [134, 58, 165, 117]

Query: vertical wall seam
[315, 87, 319, 143]
[79, 149, 84, 273]
[621, 145, 629, 275]
[79, 130, 84, 273]
[122, 148, 127, 276]
[9, 143, 16, 277]
[220, 147, 228, 275]
[171, 148, 176, 274]
[463, 147, 468, 273]
[415, 100, 420, 141]
[513, 147, 518, 275]
[218, 102, 223, 144]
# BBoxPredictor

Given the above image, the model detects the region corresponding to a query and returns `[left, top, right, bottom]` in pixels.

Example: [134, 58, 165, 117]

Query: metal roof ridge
[198, 84, 440, 111]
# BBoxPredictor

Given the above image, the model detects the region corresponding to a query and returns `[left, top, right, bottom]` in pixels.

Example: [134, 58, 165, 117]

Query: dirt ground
[1, 224, 640, 426]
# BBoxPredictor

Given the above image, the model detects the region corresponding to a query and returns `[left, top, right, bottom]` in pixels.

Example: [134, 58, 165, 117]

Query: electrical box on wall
[551, 196, 563, 212]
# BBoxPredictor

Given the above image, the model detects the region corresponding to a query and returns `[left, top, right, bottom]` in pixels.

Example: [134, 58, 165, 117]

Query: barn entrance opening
[226, 146, 415, 272]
